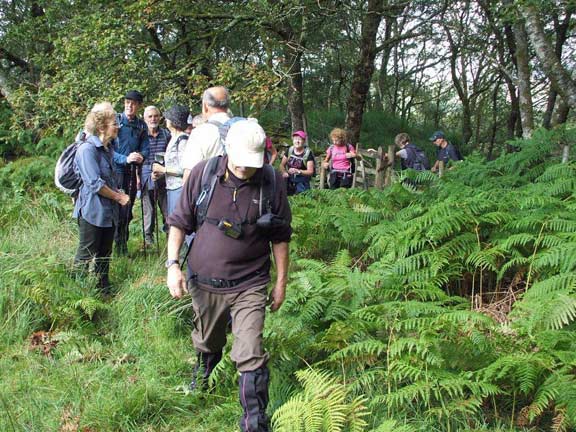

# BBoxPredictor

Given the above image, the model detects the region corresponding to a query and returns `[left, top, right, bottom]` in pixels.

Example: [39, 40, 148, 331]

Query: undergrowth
[1, 127, 575, 431]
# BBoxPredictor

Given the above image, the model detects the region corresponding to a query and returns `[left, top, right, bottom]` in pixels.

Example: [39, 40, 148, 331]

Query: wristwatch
[165, 259, 180, 269]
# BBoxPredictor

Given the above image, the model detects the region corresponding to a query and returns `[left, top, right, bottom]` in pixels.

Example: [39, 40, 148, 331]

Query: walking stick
[125, 163, 138, 255]
[153, 181, 160, 255]
[138, 164, 146, 257]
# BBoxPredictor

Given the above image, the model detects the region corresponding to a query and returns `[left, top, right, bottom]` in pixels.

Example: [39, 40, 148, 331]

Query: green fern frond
[543, 294, 576, 330]
[328, 339, 388, 363]
[533, 243, 576, 272]
[524, 273, 576, 299]
[369, 419, 416, 432]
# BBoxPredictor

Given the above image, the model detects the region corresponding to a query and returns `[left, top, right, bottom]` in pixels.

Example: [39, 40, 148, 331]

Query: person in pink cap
[280, 130, 315, 195]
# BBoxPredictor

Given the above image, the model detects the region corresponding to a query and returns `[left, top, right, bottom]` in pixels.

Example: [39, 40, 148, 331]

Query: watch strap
[165, 259, 180, 268]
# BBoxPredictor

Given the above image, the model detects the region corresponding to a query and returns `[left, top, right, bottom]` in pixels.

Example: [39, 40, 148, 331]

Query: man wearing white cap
[165, 119, 291, 432]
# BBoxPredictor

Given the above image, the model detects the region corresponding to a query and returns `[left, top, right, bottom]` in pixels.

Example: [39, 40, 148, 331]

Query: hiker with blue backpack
[73, 102, 130, 294]
[394, 132, 430, 171]
[280, 130, 315, 195]
[182, 86, 231, 183]
[323, 127, 356, 189]
[113, 90, 149, 255]
[151, 104, 191, 216]
[165, 119, 291, 432]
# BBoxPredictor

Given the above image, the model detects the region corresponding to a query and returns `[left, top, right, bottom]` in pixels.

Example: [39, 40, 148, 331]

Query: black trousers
[328, 171, 353, 189]
[75, 216, 115, 290]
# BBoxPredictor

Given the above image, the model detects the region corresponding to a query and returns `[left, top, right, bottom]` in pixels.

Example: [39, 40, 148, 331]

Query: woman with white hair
[73, 102, 130, 294]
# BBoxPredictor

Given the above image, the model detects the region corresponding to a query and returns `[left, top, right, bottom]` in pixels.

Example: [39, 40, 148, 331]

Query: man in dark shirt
[166, 119, 291, 432]
[430, 130, 461, 173]
[141, 105, 170, 246]
[113, 90, 150, 254]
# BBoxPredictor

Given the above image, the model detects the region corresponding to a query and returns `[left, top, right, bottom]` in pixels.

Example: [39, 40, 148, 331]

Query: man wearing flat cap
[166, 119, 291, 432]
[113, 90, 150, 255]
[430, 130, 462, 173]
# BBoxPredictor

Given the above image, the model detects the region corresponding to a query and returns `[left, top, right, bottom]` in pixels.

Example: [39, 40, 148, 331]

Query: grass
[0, 191, 244, 431]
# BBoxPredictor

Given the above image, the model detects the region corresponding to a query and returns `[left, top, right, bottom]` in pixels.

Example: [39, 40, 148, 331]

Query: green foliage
[270, 128, 576, 430]
[2, 128, 576, 431]
[271, 368, 369, 432]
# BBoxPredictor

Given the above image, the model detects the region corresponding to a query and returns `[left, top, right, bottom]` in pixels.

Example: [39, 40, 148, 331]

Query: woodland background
[1, 1, 576, 431]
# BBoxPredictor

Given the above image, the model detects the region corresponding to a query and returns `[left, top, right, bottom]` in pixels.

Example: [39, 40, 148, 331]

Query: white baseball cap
[225, 119, 266, 168]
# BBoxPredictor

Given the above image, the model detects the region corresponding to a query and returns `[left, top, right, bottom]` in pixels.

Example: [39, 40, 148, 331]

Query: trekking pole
[138, 165, 146, 258]
[153, 181, 160, 255]
[126, 163, 139, 255]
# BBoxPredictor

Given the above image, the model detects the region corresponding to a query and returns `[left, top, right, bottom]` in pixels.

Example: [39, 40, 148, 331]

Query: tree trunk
[487, 80, 500, 160]
[542, 8, 571, 129]
[285, 48, 305, 132]
[513, 16, 534, 138]
[376, 16, 394, 110]
[552, 99, 570, 126]
[345, 0, 385, 146]
[520, 4, 576, 110]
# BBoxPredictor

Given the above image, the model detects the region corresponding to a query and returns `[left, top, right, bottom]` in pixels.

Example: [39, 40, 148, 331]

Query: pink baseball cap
[292, 130, 307, 140]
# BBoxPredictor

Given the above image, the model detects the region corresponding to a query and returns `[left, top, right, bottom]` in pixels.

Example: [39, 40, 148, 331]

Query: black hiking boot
[189, 351, 222, 392]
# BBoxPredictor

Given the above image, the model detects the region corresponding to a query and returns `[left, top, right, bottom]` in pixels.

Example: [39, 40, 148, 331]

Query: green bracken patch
[1, 127, 576, 431]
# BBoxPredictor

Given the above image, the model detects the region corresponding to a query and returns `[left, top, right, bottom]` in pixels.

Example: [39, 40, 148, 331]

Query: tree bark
[542, 8, 572, 129]
[520, 3, 576, 111]
[345, 0, 385, 146]
[445, 25, 473, 145]
[512, 16, 534, 138]
[285, 47, 305, 132]
[376, 15, 394, 110]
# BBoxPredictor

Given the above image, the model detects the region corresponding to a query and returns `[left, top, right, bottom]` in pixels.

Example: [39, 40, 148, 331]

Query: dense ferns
[269, 128, 576, 431]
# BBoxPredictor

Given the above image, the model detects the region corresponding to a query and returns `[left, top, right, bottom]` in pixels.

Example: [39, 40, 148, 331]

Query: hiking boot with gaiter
[239, 366, 270, 432]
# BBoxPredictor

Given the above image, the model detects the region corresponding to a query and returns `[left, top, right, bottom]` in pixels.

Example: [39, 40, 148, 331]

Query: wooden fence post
[562, 144, 569, 163]
[384, 144, 395, 187]
[375, 146, 384, 189]
[352, 143, 360, 188]
[438, 161, 445, 177]
[319, 163, 326, 189]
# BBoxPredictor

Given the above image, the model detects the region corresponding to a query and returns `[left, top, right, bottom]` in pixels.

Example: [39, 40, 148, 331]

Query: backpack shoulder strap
[174, 133, 189, 152]
[259, 164, 276, 216]
[328, 145, 334, 170]
[195, 156, 222, 228]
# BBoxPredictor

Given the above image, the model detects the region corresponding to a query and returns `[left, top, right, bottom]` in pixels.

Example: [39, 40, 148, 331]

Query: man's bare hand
[167, 266, 186, 299]
[269, 282, 286, 312]
[127, 152, 144, 164]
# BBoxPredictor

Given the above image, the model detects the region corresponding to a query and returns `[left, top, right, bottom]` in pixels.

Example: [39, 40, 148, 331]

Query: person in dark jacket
[430, 130, 462, 172]
[394, 132, 429, 171]
[165, 119, 291, 432]
[73, 102, 130, 293]
[113, 90, 150, 255]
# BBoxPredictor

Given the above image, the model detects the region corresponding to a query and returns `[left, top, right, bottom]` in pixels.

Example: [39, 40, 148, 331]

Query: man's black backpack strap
[195, 156, 222, 229]
[260, 164, 276, 215]
[195, 157, 276, 230]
